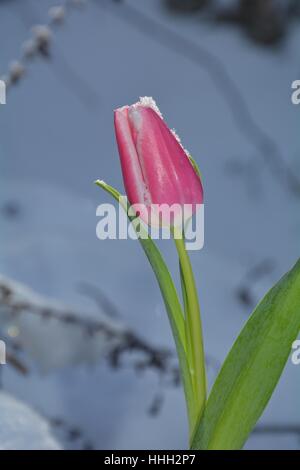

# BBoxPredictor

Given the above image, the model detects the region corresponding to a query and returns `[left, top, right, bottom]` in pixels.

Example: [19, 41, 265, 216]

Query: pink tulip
[114, 97, 203, 227]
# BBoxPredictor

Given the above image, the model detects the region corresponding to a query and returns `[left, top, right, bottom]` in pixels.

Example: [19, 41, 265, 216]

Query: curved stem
[173, 230, 207, 429]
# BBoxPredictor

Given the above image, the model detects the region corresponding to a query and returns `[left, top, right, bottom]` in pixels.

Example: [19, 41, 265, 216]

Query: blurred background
[0, 0, 299, 450]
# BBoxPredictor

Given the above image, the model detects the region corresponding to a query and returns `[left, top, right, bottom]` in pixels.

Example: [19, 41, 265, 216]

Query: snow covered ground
[0, 391, 60, 450]
[0, 0, 299, 450]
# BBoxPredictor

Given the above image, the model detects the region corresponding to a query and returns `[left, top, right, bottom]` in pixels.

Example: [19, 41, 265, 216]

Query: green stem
[179, 262, 194, 387]
[173, 230, 207, 430]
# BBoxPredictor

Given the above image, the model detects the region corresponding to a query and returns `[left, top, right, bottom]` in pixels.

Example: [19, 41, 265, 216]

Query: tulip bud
[114, 97, 203, 227]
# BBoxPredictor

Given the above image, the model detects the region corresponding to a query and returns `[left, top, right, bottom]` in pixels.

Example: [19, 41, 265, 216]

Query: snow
[0, 391, 60, 450]
[0, 271, 126, 372]
[137, 96, 164, 119]
[0, 0, 299, 450]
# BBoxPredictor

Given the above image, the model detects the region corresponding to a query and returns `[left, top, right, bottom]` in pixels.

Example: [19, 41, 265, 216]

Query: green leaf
[192, 258, 300, 450]
[95, 180, 195, 429]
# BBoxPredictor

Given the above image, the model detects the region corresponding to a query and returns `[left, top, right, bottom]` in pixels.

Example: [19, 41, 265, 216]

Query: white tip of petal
[137, 96, 163, 119]
[116, 97, 163, 119]
[171, 128, 190, 158]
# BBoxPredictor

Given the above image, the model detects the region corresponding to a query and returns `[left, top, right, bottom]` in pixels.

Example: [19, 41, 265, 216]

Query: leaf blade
[95, 180, 195, 428]
[192, 258, 300, 450]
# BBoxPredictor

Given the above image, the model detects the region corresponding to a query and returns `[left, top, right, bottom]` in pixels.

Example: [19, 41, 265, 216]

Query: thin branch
[3, 0, 297, 194]
[0, 274, 220, 383]
[46, 416, 300, 450]
[95, 0, 300, 196]
[5, 351, 28, 375]
[48, 415, 95, 449]
[2, 0, 101, 109]
[0, 276, 175, 379]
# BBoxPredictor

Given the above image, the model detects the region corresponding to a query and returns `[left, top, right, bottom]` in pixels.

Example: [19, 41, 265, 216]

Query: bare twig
[49, 415, 95, 449]
[46, 416, 300, 449]
[2, 0, 100, 108]
[95, 0, 300, 196]
[0, 276, 176, 380]
[5, 351, 28, 375]
[2, 0, 298, 193]
[0, 274, 219, 383]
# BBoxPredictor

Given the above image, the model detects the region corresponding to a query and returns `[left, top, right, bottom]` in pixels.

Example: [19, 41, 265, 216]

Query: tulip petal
[114, 97, 203, 227]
